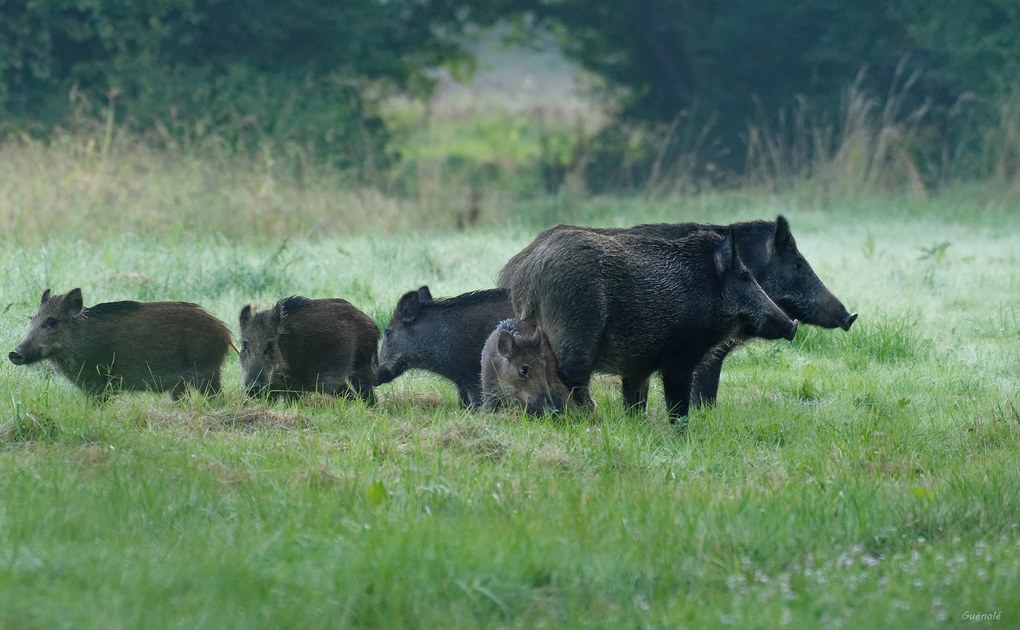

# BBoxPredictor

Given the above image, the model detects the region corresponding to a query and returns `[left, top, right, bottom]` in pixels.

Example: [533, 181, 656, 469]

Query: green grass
[1, 140, 1019, 627]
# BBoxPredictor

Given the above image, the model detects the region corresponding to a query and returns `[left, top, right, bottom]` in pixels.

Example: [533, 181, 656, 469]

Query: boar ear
[775, 215, 796, 252]
[65, 288, 84, 315]
[239, 304, 253, 326]
[40, 288, 52, 306]
[417, 286, 433, 304]
[496, 327, 515, 359]
[396, 290, 423, 323]
[271, 302, 285, 332]
[714, 231, 735, 277]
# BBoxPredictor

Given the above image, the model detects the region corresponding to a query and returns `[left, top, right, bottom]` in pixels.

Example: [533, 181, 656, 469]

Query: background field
[1, 137, 1018, 627]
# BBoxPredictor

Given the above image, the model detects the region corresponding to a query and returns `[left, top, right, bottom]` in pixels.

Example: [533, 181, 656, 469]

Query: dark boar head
[10, 288, 84, 366]
[238, 302, 289, 396]
[715, 232, 799, 342]
[741, 216, 857, 331]
[376, 286, 433, 384]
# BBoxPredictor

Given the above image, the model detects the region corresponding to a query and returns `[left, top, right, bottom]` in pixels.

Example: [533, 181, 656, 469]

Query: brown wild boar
[238, 296, 378, 402]
[9, 288, 232, 399]
[480, 318, 570, 415]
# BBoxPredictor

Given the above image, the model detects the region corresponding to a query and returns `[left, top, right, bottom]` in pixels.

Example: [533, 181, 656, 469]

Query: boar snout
[525, 397, 560, 416]
[9, 349, 25, 365]
[757, 311, 799, 341]
[245, 379, 270, 397]
[811, 297, 856, 331]
[374, 365, 396, 385]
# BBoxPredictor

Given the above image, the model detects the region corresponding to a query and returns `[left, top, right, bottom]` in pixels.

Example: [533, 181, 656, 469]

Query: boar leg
[169, 379, 190, 401]
[458, 384, 483, 409]
[193, 370, 222, 397]
[621, 376, 650, 411]
[349, 367, 377, 405]
[661, 368, 694, 420]
[690, 339, 742, 409]
[690, 355, 723, 409]
[553, 345, 598, 410]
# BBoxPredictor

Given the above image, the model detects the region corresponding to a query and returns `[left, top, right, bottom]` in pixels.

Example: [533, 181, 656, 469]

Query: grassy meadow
[1, 135, 1019, 628]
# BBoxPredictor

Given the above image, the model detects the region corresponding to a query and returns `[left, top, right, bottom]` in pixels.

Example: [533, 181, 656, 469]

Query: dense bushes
[527, 0, 1020, 190]
[0, 0, 486, 169]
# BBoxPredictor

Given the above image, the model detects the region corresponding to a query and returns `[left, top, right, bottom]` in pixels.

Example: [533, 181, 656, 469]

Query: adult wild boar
[9, 288, 232, 399]
[376, 286, 512, 407]
[503, 229, 799, 419]
[498, 215, 855, 409]
[480, 318, 570, 415]
[238, 296, 378, 402]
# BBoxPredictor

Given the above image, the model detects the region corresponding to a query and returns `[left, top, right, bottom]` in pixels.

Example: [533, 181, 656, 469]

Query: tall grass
[736, 65, 1020, 202]
[0, 130, 426, 242]
[743, 64, 931, 199]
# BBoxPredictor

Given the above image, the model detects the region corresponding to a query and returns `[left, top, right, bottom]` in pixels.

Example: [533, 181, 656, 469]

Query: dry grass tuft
[439, 420, 508, 462]
[145, 407, 305, 433]
[380, 391, 446, 410]
[532, 444, 574, 471]
[0, 409, 60, 444]
[298, 465, 353, 490]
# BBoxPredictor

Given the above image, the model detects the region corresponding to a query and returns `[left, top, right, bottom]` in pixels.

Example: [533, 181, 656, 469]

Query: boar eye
[44, 317, 59, 329]
[518, 365, 530, 378]
[239, 341, 249, 355]
[383, 328, 392, 338]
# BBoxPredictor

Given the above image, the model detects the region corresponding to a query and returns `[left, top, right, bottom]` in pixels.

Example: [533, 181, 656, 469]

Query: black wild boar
[504, 228, 799, 419]
[480, 318, 570, 415]
[8, 288, 232, 399]
[238, 296, 378, 402]
[499, 215, 855, 409]
[376, 286, 512, 407]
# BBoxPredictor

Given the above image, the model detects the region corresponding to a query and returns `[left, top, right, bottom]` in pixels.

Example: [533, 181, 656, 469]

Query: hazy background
[2, 0, 1018, 223]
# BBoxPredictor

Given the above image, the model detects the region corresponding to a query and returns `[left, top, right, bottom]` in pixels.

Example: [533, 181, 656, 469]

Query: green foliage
[3, 0, 1020, 186]
[0, 0, 493, 168]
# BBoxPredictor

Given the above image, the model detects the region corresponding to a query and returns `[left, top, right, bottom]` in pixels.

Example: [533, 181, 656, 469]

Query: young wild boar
[499, 215, 855, 410]
[503, 229, 799, 420]
[238, 296, 378, 402]
[376, 286, 512, 407]
[8, 288, 232, 399]
[480, 319, 569, 415]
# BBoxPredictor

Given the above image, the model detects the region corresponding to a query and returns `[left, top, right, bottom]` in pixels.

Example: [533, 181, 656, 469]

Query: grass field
[1, 139, 1018, 627]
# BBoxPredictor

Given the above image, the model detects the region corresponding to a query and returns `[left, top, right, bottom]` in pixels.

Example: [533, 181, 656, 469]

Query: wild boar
[480, 318, 569, 415]
[9, 288, 232, 399]
[238, 296, 378, 402]
[376, 286, 511, 407]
